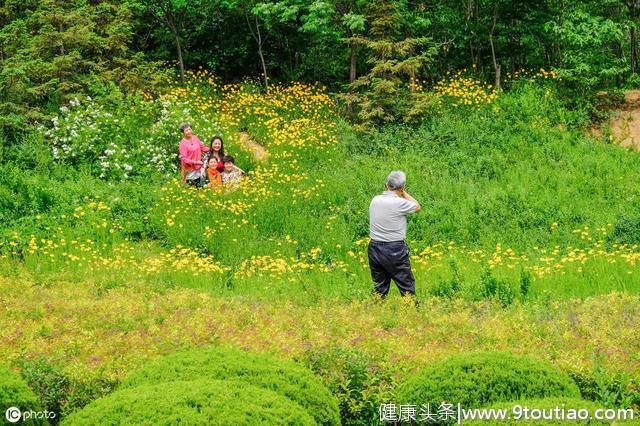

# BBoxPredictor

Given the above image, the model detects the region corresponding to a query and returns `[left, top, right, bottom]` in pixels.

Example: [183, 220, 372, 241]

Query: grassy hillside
[1, 73, 640, 422]
[2, 75, 640, 301]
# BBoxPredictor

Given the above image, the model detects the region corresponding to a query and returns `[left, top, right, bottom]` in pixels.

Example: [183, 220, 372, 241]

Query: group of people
[180, 119, 421, 300]
[178, 123, 244, 188]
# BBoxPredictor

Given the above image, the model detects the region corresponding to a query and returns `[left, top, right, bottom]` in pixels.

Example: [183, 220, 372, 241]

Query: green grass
[2, 84, 640, 304]
[0, 86, 640, 303]
[2, 80, 640, 422]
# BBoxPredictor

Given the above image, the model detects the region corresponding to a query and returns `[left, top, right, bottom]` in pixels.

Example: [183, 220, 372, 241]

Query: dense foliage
[2, 0, 640, 134]
[3, 78, 640, 304]
[0, 366, 44, 425]
[0, 0, 165, 134]
[61, 379, 317, 425]
[3, 2, 640, 424]
[120, 346, 341, 426]
[397, 352, 581, 407]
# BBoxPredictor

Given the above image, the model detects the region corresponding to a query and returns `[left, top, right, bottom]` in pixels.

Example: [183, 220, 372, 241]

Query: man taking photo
[368, 171, 421, 299]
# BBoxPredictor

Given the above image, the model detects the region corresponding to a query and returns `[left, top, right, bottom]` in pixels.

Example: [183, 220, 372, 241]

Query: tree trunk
[245, 12, 268, 90]
[489, 34, 500, 90]
[489, 6, 500, 90]
[465, 0, 478, 68]
[258, 43, 268, 89]
[175, 32, 186, 83]
[469, 43, 476, 69]
[167, 20, 185, 83]
[509, 18, 516, 72]
[150, 2, 185, 82]
[350, 43, 357, 83]
[631, 4, 639, 73]
[256, 16, 268, 89]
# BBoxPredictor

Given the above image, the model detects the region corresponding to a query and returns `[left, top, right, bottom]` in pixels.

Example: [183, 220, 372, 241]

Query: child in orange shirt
[205, 156, 222, 188]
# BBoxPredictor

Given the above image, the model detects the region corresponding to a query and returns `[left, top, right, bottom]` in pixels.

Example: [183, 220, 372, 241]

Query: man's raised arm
[401, 190, 421, 213]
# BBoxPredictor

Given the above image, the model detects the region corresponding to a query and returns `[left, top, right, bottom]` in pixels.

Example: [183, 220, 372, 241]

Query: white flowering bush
[44, 93, 224, 181]
[45, 95, 165, 180]
[44, 70, 251, 181]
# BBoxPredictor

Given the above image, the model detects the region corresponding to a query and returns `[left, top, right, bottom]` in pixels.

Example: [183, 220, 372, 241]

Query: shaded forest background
[2, 0, 640, 136]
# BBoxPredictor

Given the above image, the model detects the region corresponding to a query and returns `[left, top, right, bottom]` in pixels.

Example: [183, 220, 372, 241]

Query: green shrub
[0, 365, 45, 425]
[304, 346, 395, 426]
[429, 261, 463, 299]
[463, 398, 618, 425]
[479, 269, 517, 307]
[568, 367, 640, 409]
[62, 379, 315, 425]
[19, 357, 116, 418]
[431, 277, 461, 299]
[610, 215, 640, 246]
[519, 270, 531, 299]
[120, 346, 340, 426]
[398, 352, 580, 408]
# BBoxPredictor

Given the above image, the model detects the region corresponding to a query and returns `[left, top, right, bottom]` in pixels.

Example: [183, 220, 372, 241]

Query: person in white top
[368, 171, 421, 299]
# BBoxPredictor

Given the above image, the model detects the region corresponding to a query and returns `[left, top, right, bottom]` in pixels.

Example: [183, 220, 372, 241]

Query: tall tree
[245, 3, 270, 88]
[220, 0, 291, 89]
[626, 0, 640, 73]
[0, 0, 156, 135]
[300, 0, 367, 83]
[488, 2, 501, 89]
[138, 0, 194, 82]
[342, 0, 438, 127]
[265, 0, 367, 83]
[547, 0, 627, 93]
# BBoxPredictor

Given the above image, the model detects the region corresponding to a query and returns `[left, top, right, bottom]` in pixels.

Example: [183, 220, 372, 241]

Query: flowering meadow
[2, 71, 640, 423]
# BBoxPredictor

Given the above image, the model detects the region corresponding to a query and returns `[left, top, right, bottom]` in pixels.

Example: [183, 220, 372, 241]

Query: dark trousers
[368, 240, 415, 298]
[186, 178, 200, 188]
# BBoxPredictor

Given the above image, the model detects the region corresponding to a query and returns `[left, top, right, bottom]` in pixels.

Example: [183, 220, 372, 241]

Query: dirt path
[238, 131, 268, 161]
[593, 90, 640, 150]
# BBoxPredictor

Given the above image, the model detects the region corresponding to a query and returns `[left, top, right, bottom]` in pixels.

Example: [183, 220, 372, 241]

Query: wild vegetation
[2, 0, 640, 425]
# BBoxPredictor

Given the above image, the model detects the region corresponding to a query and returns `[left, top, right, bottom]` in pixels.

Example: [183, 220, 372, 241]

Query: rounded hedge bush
[398, 352, 580, 408]
[0, 365, 45, 425]
[464, 398, 636, 425]
[120, 346, 340, 426]
[62, 379, 316, 425]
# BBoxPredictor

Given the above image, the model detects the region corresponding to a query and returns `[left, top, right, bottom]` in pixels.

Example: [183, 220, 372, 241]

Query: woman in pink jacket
[179, 122, 209, 186]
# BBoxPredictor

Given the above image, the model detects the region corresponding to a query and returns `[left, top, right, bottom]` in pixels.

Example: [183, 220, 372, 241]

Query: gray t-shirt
[369, 191, 418, 242]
